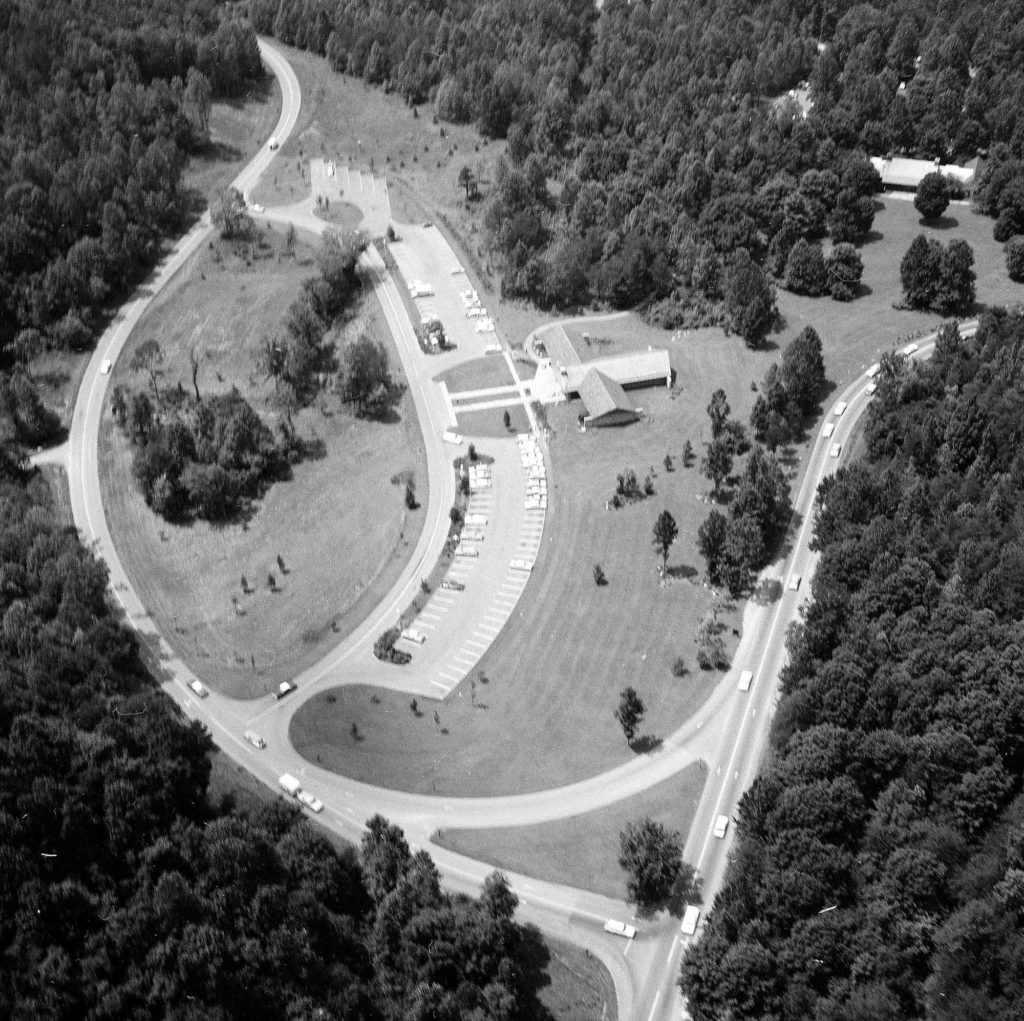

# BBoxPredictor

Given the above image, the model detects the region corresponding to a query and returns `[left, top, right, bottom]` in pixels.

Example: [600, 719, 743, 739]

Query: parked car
[243, 729, 266, 749]
[274, 681, 296, 700]
[401, 627, 426, 644]
[298, 790, 324, 813]
[713, 814, 730, 839]
[189, 679, 209, 698]
[440, 578, 465, 591]
[101, 358, 112, 374]
[681, 905, 701, 936]
[603, 919, 637, 939]
[788, 574, 801, 591]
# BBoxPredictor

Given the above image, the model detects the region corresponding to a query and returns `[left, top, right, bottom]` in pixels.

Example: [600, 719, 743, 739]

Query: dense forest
[680, 308, 1024, 1019]
[256, 0, 1024, 327]
[0, 0, 262, 365]
[0, 454, 554, 1018]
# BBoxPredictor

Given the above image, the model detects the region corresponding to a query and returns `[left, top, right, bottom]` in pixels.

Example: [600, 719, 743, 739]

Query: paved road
[58, 34, 977, 1021]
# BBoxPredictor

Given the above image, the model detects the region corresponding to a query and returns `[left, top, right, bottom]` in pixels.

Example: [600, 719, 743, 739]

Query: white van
[681, 905, 701, 936]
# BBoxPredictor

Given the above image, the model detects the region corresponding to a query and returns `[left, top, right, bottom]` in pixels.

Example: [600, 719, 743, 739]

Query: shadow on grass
[753, 577, 783, 605]
[666, 563, 698, 581]
[630, 734, 663, 754]
[517, 924, 556, 1021]
[922, 214, 959, 230]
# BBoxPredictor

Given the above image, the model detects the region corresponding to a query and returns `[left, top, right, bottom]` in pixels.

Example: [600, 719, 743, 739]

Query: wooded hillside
[257, 0, 1024, 321]
[680, 308, 1024, 1019]
[0, 0, 262, 363]
[0, 456, 555, 1018]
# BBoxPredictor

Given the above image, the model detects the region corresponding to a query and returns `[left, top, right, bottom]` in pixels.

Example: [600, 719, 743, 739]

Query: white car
[788, 574, 801, 591]
[297, 790, 324, 813]
[713, 814, 730, 839]
[830, 442, 842, 458]
[442, 430, 464, 445]
[821, 421, 834, 438]
[243, 729, 266, 749]
[268, 136, 279, 150]
[189, 679, 209, 698]
[250, 203, 264, 214]
[274, 681, 296, 700]
[739, 670, 753, 692]
[100, 358, 112, 374]
[681, 905, 701, 936]
[401, 627, 426, 644]
[833, 400, 848, 416]
[902, 342, 919, 355]
[866, 382, 878, 395]
[603, 919, 637, 939]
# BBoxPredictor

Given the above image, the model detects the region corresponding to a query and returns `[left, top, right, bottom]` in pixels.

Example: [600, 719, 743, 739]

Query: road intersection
[54, 37, 972, 1021]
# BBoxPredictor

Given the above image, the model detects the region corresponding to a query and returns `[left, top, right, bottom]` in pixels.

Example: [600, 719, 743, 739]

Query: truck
[278, 773, 301, 797]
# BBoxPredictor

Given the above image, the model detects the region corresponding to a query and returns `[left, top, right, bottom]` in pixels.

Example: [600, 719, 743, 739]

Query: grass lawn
[436, 356, 515, 394]
[291, 316, 775, 796]
[435, 762, 706, 901]
[456, 403, 532, 438]
[183, 72, 282, 205]
[39, 465, 73, 529]
[98, 226, 427, 698]
[538, 937, 618, 1021]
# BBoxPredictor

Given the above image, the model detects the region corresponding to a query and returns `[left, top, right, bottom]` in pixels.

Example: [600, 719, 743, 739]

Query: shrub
[1006, 236, 1024, 282]
[593, 563, 607, 586]
[672, 657, 688, 677]
[373, 627, 411, 665]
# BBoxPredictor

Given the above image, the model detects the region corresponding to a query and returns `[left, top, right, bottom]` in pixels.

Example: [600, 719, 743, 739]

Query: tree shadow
[666, 870, 705, 916]
[630, 734, 663, 754]
[855, 281, 873, 299]
[516, 924, 556, 1020]
[922, 214, 959, 230]
[862, 228, 885, 245]
[752, 577, 783, 605]
[666, 564, 698, 581]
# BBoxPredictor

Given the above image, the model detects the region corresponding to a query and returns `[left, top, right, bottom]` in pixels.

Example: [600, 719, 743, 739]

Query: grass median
[98, 227, 427, 697]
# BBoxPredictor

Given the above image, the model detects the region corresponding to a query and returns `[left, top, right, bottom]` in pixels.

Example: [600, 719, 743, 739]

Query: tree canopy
[682, 307, 1024, 1021]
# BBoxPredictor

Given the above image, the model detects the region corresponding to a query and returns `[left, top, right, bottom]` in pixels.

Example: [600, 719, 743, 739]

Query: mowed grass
[98, 226, 427, 698]
[538, 937, 618, 1021]
[434, 762, 706, 900]
[183, 73, 282, 205]
[435, 356, 514, 394]
[777, 195, 1024, 393]
[291, 317, 777, 796]
[247, 44, 506, 288]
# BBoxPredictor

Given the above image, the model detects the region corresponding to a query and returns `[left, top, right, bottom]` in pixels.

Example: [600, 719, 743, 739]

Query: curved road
[60, 37, 975, 1021]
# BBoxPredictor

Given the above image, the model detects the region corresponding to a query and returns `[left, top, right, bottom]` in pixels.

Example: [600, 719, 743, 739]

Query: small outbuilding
[579, 369, 640, 427]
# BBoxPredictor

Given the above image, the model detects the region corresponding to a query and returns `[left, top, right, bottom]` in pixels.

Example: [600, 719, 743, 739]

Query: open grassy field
[183, 72, 282, 205]
[291, 314, 774, 796]
[776, 195, 1024, 392]
[247, 44, 505, 286]
[435, 762, 706, 900]
[98, 226, 427, 698]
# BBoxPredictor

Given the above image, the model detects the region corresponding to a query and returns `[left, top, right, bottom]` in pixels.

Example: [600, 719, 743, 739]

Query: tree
[725, 250, 776, 347]
[284, 222, 296, 257]
[183, 67, 213, 140]
[338, 334, 393, 416]
[698, 509, 729, 584]
[188, 346, 201, 401]
[211, 187, 252, 239]
[652, 510, 679, 569]
[458, 165, 477, 200]
[706, 389, 731, 438]
[701, 437, 733, 498]
[614, 687, 646, 745]
[721, 514, 767, 597]
[780, 326, 826, 417]
[915, 172, 951, 221]
[828, 188, 875, 243]
[1006, 236, 1024, 282]
[618, 817, 683, 911]
[825, 243, 863, 301]
[361, 815, 411, 904]
[784, 238, 828, 296]
[936, 238, 976, 315]
[900, 234, 942, 309]
[130, 339, 164, 403]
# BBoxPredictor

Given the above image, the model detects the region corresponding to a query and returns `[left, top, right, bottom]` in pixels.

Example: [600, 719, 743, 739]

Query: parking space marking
[437, 670, 460, 683]
[465, 639, 489, 650]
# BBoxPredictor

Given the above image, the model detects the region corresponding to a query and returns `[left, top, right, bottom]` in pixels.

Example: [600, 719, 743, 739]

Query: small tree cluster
[694, 606, 729, 670]
[338, 334, 398, 418]
[611, 467, 652, 507]
[1006, 236, 1024, 282]
[914, 171, 951, 221]
[750, 326, 828, 448]
[373, 627, 411, 665]
[900, 235, 976, 315]
[698, 447, 792, 597]
[618, 817, 687, 912]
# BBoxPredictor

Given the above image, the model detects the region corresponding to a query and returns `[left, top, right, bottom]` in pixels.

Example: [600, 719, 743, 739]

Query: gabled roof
[565, 349, 671, 392]
[579, 369, 635, 421]
[870, 155, 975, 189]
[540, 325, 581, 366]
